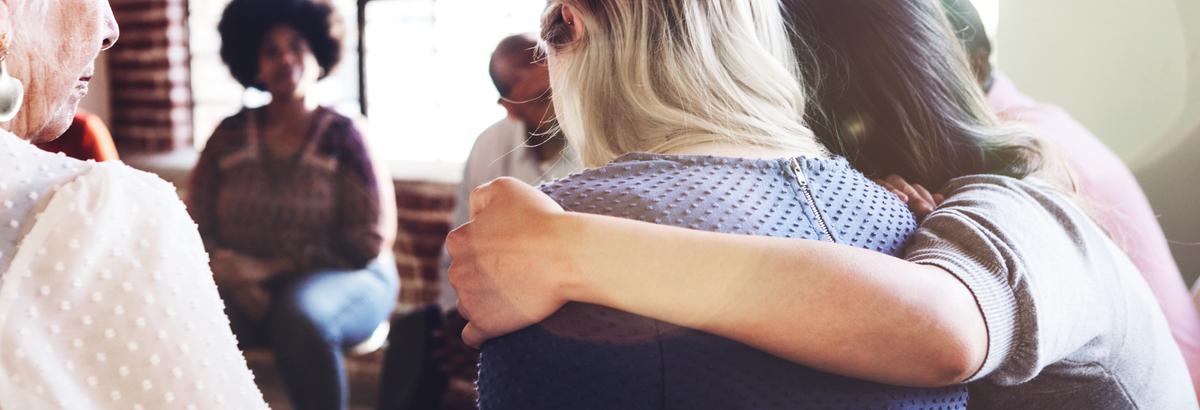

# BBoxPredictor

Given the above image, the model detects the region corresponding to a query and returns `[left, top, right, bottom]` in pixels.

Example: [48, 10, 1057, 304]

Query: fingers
[910, 184, 936, 216]
[233, 286, 270, 321]
[874, 179, 908, 202]
[886, 175, 923, 204]
[444, 226, 469, 266]
[912, 183, 935, 206]
[468, 180, 500, 220]
[462, 322, 486, 349]
[469, 177, 527, 219]
[455, 300, 471, 321]
[879, 175, 945, 220]
[885, 175, 932, 217]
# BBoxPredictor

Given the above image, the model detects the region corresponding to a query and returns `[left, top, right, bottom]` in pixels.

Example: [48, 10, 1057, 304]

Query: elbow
[914, 300, 989, 386]
[919, 333, 986, 386]
[901, 266, 989, 387]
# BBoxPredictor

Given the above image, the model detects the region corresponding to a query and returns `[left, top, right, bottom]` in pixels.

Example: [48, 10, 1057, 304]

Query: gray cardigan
[906, 175, 1196, 409]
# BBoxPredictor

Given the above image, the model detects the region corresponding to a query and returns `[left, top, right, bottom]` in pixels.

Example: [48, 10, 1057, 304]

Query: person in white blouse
[0, 0, 267, 408]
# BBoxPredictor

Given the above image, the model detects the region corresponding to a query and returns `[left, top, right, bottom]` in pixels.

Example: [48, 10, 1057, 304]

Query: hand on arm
[445, 178, 577, 348]
[447, 177, 987, 387]
[228, 284, 273, 321]
[876, 175, 945, 221]
[210, 249, 288, 321]
[210, 249, 291, 285]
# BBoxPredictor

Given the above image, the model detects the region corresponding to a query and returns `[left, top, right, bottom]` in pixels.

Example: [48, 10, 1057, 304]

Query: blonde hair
[542, 0, 825, 167]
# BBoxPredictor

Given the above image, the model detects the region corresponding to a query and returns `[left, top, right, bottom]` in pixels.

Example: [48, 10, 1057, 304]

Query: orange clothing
[37, 111, 120, 161]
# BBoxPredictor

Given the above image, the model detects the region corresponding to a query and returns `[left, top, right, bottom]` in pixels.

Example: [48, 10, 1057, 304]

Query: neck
[529, 130, 567, 162]
[0, 124, 17, 140]
[266, 93, 317, 117]
[2, 113, 38, 143]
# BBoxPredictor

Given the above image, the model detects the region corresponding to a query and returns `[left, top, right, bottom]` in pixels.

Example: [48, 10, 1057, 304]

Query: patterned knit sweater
[477, 153, 969, 410]
[188, 107, 396, 274]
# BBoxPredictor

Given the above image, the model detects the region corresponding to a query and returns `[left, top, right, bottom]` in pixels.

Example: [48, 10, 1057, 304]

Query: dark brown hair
[218, 0, 345, 90]
[784, 0, 1045, 189]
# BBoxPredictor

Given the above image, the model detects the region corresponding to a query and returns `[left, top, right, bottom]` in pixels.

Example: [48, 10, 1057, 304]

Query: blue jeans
[228, 254, 400, 410]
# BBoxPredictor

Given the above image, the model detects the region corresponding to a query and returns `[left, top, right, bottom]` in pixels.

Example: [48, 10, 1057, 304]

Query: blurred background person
[378, 32, 581, 410]
[942, 0, 1200, 392]
[35, 109, 120, 161]
[187, 0, 399, 409]
[438, 32, 579, 313]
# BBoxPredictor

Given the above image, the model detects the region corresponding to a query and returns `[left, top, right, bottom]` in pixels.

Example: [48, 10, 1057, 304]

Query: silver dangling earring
[0, 34, 26, 123]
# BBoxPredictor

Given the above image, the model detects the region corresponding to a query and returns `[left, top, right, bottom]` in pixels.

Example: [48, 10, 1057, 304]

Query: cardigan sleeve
[903, 175, 1112, 385]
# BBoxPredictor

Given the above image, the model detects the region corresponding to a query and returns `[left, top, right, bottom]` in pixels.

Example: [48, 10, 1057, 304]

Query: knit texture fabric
[477, 153, 968, 410]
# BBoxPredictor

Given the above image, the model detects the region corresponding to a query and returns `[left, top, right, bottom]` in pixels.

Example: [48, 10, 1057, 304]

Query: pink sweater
[989, 73, 1200, 393]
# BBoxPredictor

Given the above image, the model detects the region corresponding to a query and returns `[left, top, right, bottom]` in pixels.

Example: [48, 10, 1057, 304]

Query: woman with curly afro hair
[187, 0, 399, 408]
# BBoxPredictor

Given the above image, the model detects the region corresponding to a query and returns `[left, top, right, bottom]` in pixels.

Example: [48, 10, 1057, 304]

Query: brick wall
[393, 180, 457, 311]
[108, 0, 194, 153]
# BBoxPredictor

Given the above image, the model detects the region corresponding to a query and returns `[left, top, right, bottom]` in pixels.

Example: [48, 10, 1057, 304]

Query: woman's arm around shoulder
[449, 178, 983, 387]
[902, 174, 1117, 385]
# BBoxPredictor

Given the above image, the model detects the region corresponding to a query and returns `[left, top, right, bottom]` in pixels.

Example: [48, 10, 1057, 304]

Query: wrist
[267, 257, 294, 274]
[550, 211, 594, 306]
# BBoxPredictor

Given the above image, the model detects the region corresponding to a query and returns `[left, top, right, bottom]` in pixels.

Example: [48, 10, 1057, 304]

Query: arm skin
[446, 178, 986, 388]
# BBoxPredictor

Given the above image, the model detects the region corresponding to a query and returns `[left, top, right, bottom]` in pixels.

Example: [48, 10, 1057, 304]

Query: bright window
[361, 0, 546, 164]
[971, 0, 1000, 40]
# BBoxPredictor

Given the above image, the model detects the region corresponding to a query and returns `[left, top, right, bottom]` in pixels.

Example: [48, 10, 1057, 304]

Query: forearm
[336, 170, 386, 268]
[560, 212, 986, 387]
[215, 248, 294, 283]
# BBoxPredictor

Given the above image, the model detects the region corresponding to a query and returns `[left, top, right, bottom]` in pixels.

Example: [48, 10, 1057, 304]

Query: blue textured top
[477, 153, 969, 410]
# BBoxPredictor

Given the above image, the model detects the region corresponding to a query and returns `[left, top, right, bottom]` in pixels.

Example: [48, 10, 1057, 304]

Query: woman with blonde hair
[449, 0, 1195, 408]
[0, 0, 266, 408]
[456, 1, 968, 408]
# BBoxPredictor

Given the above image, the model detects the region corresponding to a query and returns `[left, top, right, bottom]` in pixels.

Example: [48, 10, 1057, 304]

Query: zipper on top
[791, 158, 834, 242]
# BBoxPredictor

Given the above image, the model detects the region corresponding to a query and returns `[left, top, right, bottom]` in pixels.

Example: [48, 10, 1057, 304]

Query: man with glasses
[379, 33, 580, 410]
[440, 32, 579, 312]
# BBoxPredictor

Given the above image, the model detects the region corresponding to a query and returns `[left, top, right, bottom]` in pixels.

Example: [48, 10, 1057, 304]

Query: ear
[0, 1, 12, 44]
[561, 3, 587, 44]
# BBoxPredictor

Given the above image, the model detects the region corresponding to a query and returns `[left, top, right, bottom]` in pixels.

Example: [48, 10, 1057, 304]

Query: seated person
[387, 33, 582, 410]
[187, 1, 398, 409]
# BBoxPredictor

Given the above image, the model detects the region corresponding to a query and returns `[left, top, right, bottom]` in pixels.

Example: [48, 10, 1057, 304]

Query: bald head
[489, 33, 542, 98]
[941, 0, 994, 90]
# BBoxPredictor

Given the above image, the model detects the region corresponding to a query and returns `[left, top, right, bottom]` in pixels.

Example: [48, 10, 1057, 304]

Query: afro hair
[218, 0, 346, 90]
